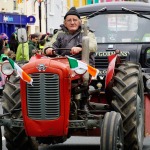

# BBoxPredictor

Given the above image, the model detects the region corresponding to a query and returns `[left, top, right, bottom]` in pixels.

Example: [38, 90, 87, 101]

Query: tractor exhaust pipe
[82, 20, 89, 86]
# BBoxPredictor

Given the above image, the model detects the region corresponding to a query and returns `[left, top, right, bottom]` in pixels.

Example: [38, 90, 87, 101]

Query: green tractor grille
[27, 73, 60, 120]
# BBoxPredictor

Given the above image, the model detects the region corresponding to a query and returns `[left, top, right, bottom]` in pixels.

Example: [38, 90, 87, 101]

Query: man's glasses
[66, 19, 79, 23]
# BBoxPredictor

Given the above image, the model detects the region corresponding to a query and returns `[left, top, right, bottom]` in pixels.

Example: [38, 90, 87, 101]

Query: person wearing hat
[0, 33, 9, 48]
[43, 7, 97, 66]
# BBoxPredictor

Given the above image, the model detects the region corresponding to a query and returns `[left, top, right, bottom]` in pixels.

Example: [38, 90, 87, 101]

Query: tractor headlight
[74, 68, 86, 75]
[1, 61, 13, 75]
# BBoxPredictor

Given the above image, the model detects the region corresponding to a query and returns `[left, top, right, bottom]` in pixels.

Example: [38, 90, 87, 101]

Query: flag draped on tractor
[8, 58, 33, 85]
[1, 55, 33, 85]
[67, 56, 99, 78]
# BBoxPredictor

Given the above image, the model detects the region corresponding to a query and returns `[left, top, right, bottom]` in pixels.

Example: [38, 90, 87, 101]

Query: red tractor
[0, 2, 147, 150]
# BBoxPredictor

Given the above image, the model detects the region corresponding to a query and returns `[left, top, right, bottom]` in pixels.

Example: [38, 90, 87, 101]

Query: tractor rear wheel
[0, 126, 2, 150]
[111, 62, 144, 150]
[2, 74, 38, 150]
[100, 111, 124, 150]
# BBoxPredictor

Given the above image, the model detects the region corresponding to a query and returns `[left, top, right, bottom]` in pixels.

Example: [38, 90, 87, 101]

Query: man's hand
[45, 48, 53, 55]
[70, 47, 82, 55]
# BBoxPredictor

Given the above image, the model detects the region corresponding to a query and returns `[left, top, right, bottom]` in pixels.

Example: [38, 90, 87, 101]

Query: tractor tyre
[1, 74, 38, 150]
[0, 126, 2, 150]
[100, 111, 124, 150]
[111, 62, 144, 150]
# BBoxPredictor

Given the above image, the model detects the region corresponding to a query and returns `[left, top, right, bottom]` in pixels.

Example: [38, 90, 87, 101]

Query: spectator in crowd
[0, 33, 9, 48]
[38, 34, 51, 50]
[8, 50, 16, 61]
[8, 32, 18, 54]
[53, 29, 58, 35]
[16, 42, 29, 61]
[2, 46, 10, 56]
[38, 36, 46, 51]
[28, 34, 32, 41]
[28, 34, 39, 58]
[0, 39, 3, 55]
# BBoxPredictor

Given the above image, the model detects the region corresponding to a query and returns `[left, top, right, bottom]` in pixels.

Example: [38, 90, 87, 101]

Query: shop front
[0, 13, 27, 38]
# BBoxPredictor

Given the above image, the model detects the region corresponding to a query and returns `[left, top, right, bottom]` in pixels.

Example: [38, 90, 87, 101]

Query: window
[146, 48, 150, 65]
[107, 14, 138, 32]
[49, 0, 54, 15]
[61, 0, 66, 16]
[88, 13, 150, 43]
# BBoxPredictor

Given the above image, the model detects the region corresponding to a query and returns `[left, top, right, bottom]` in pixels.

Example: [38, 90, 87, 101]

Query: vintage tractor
[0, 2, 148, 150]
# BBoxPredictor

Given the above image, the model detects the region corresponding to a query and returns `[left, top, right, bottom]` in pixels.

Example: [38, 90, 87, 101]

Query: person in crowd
[0, 39, 4, 56]
[28, 33, 39, 58]
[45, 33, 53, 42]
[0, 33, 9, 48]
[16, 42, 29, 61]
[28, 34, 32, 41]
[53, 29, 58, 35]
[2, 46, 10, 56]
[8, 32, 18, 54]
[8, 50, 16, 61]
[43, 7, 97, 66]
[38, 34, 47, 51]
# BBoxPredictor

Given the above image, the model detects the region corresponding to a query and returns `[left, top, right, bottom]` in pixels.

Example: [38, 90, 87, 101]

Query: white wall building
[46, 0, 67, 34]
[18, 0, 67, 35]
[0, 0, 14, 12]
[18, 0, 47, 35]
[0, 0, 68, 36]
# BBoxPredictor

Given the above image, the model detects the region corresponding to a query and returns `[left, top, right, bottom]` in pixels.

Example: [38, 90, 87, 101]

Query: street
[1, 135, 150, 150]
[0, 102, 150, 150]
[2, 135, 150, 150]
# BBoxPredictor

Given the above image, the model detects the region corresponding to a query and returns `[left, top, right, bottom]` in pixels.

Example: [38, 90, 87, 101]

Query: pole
[82, 19, 89, 86]
[45, 0, 47, 32]
[39, 2, 42, 32]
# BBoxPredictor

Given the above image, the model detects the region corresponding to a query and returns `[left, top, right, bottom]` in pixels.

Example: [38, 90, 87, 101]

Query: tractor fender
[105, 54, 118, 88]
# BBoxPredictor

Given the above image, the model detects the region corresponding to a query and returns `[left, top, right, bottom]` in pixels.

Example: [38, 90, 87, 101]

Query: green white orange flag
[67, 56, 99, 78]
[8, 58, 33, 85]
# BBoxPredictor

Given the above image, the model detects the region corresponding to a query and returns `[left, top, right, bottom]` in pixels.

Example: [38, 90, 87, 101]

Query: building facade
[46, 0, 67, 34]
[0, 0, 146, 38]
[0, 0, 27, 38]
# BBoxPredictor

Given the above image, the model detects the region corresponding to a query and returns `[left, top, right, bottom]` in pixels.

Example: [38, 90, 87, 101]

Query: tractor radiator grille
[95, 56, 127, 69]
[27, 73, 60, 120]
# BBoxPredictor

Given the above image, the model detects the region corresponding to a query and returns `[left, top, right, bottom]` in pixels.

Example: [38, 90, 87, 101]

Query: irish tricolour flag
[8, 58, 33, 85]
[67, 56, 99, 78]
[0, 55, 33, 85]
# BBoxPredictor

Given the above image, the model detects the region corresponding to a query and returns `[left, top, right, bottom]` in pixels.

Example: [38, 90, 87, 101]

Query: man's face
[64, 15, 81, 33]
[32, 37, 38, 43]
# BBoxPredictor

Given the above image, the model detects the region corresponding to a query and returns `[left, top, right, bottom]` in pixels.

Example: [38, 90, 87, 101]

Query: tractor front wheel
[0, 126, 2, 150]
[2, 74, 38, 150]
[100, 111, 124, 150]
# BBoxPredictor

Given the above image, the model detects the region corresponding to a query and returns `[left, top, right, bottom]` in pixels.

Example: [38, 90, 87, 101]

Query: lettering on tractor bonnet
[95, 51, 130, 57]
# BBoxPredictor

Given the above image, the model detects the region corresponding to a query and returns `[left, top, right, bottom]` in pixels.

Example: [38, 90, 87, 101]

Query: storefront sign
[0, 13, 27, 24]
[3, 15, 13, 22]
[27, 15, 36, 24]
